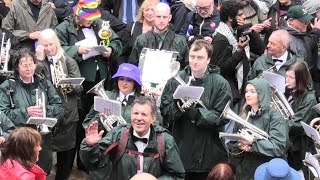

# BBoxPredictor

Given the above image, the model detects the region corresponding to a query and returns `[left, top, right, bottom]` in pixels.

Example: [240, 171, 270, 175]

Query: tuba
[270, 86, 295, 120]
[171, 62, 207, 112]
[87, 79, 127, 132]
[54, 60, 73, 96]
[219, 101, 270, 142]
[0, 32, 13, 76]
[35, 89, 50, 135]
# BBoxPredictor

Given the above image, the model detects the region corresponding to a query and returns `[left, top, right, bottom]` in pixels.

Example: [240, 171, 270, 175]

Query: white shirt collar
[272, 50, 288, 63]
[133, 127, 150, 139]
[119, 91, 135, 102]
[47, 54, 59, 63]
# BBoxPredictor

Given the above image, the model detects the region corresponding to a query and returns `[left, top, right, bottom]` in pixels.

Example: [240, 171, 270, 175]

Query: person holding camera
[211, 0, 265, 114]
[179, 0, 220, 44]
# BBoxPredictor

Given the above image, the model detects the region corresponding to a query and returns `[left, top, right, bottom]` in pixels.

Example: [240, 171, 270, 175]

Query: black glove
[183, 107, 199, 122]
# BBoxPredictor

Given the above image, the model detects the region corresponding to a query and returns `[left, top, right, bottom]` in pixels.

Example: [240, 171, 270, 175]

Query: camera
[237, 23, 253, 42]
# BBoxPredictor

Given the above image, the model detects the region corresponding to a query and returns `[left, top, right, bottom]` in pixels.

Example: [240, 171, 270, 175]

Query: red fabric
[0, 159, 46, 180]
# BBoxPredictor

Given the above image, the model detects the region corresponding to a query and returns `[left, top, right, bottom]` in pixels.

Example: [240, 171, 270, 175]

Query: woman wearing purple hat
[82, 63, 142, 179]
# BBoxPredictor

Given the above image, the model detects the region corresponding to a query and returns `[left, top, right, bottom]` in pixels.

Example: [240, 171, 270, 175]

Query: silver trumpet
[87, 79, 126, 132]
[219, 101, 269, 142]
[171, 62, 207, 112]
[0, 32, 13, 76]
[35, 89, 50, 135]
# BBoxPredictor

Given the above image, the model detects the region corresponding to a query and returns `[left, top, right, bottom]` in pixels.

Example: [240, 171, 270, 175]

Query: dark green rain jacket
[234, 79, 289, 180]
[161, 65, 232, 172]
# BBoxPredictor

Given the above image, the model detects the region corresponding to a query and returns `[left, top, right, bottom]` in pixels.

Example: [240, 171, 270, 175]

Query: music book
[93, 45, 109, 53]
[26, 117, 57, 127]
[94, 96, 121, 117]
[56, 78, 85, 86]
[304, 152, 320, 178]
[261, 71, 285, 93]
[219, 132, 254, 142]
[173, 85, 204, 100]
[301, 121, 320, 142]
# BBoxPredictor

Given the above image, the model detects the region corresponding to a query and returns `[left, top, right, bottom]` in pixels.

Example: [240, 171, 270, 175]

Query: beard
[231, 18, 238, 29]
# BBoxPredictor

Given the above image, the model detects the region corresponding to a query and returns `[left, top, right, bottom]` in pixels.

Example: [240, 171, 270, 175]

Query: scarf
[213, 22, 250, 90]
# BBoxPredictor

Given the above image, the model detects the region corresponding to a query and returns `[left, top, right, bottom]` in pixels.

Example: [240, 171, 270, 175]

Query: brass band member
[35, 29, 82, 180]
[232, 78, 289, 180]
[285, 61, 317, 175]
[0, 48, 63, 174]
[161, 39, 232, 180]
[82, 63, 142, 180]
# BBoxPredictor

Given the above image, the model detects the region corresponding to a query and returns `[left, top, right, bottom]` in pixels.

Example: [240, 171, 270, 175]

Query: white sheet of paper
[56, 78, 85, 85]
[304, 152, 320, 178]
[173, 85, 204, 100]
[313, 103, 320, 114]
[94, 96, 121, 116]
[261, 71, 286, 93]
[26, 117, 57, 127]
[301, 121, 320, 142]
[93, 46, 109, 53]
[75, 38, 100, 60]
[141, 50, 173, 83]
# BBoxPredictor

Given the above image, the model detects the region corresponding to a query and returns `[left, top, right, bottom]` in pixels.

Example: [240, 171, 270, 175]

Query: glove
[183, 107, 199, 123]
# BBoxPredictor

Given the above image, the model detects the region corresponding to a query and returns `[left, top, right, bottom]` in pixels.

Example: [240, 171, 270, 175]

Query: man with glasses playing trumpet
[161, 39, 232, 180]
[0, 48, 63, 175]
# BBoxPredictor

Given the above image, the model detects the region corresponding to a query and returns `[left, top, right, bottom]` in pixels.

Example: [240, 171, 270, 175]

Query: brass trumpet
[87, 79, 127, 132]
[0, 32, 13, 76]
[35, 89, 50, 135]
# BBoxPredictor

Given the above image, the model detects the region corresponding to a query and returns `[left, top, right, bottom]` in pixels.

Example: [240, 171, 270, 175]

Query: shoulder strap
[145, 31, 156, 49]
[7, 79, 16, 108]
[162, 30, 176, 50]
[113, 128, 130, 164]
[157, 132, 165, 164]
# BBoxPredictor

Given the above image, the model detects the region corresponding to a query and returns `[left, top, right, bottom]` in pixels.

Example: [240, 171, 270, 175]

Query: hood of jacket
[246, 78, 271, 111]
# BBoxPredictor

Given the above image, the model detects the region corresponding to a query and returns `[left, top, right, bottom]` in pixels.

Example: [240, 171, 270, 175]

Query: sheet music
[94, 96, 122, 117]
[75, 38, 100, 60]
[301, 121, 320, 142]
[141, 50, 173, 83]
[173, 85, 204, 100]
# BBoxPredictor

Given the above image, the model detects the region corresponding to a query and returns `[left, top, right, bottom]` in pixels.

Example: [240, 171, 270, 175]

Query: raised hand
[85, 121, 104, 146]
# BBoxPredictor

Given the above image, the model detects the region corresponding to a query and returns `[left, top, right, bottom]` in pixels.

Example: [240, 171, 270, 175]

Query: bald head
[130, 173, 157, 180]
[154, 2, 172, 33]
[267, 29, 292, 57]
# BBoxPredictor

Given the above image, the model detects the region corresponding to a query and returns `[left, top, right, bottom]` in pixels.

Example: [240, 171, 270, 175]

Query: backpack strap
[7, 79, 15, 108]
[157, 132, 165, 164]
[113, 128, 130, 164]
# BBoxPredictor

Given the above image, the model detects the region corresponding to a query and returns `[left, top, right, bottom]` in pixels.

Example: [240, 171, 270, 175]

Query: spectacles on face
[196, 5, 212, 12]
[19, 63, 35, 69]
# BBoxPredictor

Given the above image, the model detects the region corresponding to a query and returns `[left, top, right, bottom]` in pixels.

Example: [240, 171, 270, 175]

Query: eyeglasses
[196, 5, 212, 12]
[19, 63, 35, 69]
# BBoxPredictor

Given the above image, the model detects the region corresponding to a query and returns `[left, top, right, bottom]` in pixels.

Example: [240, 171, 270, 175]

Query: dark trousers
[38, 133, 53, 175]
[185, 172, 209, 180]
[76, 72, 102, 170]
[55, 148, 76, 180]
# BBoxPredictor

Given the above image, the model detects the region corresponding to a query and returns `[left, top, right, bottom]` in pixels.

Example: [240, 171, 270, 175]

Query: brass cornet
[0, 32, 13, 76]
[35, 89, 50, 135]
[87, 79, 127, 132]
[54, 60, 73, 96]
[171, 63, 207, 112]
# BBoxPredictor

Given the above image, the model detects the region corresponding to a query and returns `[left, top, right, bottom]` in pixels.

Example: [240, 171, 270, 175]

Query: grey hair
[132, 96, 157, 117]
[270, 29, 292, 48]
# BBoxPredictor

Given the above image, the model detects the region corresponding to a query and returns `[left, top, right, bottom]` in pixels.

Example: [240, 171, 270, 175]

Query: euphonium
[309, 117, 320, 154]
[171, 63, 207, 112]
[87, 79, 126, 132]
[35, 89, 50, 135]
[270, 86, 295, 120]
[220, 101, 270, 141]
[54, 60, 73, 95]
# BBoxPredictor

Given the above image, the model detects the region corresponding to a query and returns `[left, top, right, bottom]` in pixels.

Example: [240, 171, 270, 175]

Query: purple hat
[254, 158, 301, 180]
[112, 63, 142, 86]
